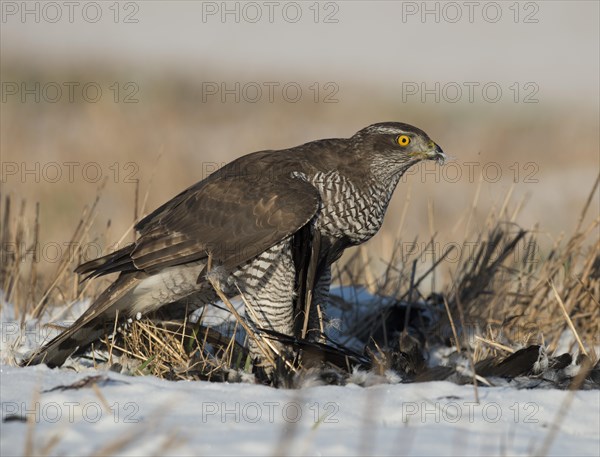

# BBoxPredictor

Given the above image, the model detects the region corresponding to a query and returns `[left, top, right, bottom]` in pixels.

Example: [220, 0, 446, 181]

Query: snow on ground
[1, 292, 599, 456]
[1, 364, 599, 456]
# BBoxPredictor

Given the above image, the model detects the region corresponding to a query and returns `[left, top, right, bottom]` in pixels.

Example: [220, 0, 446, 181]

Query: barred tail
[21, 273, 140, 367]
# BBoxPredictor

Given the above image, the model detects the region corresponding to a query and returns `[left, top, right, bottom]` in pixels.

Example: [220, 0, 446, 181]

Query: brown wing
[131, 173, 321, 272]
[77, 152, 320, 278]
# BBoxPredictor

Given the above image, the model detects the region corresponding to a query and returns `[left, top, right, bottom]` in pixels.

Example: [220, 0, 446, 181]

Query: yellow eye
[397, 135, 411, 147]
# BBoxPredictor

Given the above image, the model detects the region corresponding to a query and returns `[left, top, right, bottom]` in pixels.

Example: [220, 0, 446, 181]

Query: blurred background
[1, 0, 598, 282]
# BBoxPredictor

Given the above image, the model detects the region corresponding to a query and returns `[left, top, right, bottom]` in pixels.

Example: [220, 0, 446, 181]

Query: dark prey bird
[24, 122, 445, 372]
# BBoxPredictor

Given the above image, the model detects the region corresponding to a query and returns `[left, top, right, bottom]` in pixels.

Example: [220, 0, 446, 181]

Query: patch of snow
[0, 297, 91, 365]
[1, 365, 599, 456]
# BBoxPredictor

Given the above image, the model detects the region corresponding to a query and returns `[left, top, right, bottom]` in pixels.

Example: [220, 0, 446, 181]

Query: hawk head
[352, 122, 446, 174]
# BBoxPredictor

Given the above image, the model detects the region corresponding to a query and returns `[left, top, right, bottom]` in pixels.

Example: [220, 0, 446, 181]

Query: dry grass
[1, 190, 111, 321]
[444, 176, 600, 362]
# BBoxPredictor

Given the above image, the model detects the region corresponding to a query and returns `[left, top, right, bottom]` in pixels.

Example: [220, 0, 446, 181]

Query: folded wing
[77, 154, 321, 278]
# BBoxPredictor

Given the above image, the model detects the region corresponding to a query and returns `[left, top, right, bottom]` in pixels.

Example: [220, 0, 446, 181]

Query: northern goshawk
[24, 122, 445, 372]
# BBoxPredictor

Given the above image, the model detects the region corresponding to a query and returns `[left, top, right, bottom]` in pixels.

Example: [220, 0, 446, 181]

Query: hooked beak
[409, 141, 447, 165]
[428, 142, 446, 165]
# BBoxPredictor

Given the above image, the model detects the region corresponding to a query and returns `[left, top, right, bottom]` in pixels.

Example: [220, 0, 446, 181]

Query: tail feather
[22, 273, 141, 368]
[23, 318, 109, 367]
[75, 244, 136, 280]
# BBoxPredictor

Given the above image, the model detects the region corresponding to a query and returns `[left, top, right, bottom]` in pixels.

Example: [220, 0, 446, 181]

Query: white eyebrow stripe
[366, 126, 406, 135]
